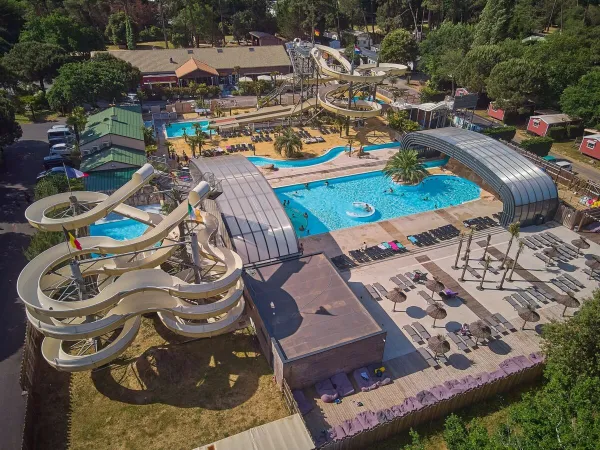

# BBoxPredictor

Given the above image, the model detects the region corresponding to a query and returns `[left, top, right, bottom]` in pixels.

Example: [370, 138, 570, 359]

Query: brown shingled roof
[175, 57, 220, 78]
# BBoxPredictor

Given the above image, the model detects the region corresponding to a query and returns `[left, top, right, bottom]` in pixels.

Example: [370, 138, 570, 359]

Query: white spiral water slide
[18, 164, 245, 371]
[309, 44, 408, 118]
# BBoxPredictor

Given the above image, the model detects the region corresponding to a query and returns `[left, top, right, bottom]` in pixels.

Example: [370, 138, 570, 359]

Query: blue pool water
[89, 205, 161, 240]
[248, 142, 401, 168]
[352, 96, 386, 104]
[165, 120, 212, 138]
[276, 173, 479, 236]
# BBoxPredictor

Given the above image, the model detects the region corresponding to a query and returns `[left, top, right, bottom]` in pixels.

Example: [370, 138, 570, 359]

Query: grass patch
[16, 110, 62, 124]
[376, 380, 541, 450]
[106, 41, 173, 50]
[33, 317, 288, 450]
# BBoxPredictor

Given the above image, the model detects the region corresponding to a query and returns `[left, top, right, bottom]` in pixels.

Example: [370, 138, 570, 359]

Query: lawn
[33, 318, 289, 450]
[377, 381, 540, 450]
[16, 109, 62, 125]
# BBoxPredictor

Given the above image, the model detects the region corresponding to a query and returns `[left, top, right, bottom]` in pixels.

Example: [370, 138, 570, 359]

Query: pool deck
[299, 222, 600, 439]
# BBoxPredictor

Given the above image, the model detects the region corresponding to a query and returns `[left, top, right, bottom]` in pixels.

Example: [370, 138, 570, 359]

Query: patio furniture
[403, 325, 422, 343]
[470, 320, 493, 344]
[395, 273, 415, 289]
[353, 367, 379, 392]
[418, 290, 437, 305]
[315, 379, 339, 403]
[373, 283, 388, 297]
[331, 372, 355, 397]
[388, 288, 407, 311]
[293, 390, 313, 415]
[390, 276, 408, 291]
[484, 315, 507, 334]
[447, 331, 468, 352]
[493, 313, 516, 331]
[563, 273, 585, 289]
[416, 347, 438, 368]
[551, 278, 571, 293]
[412, 322, 432, 340]
[364, 284, 381, 300]
[526, 287, 548, 304]
[504, 296, 520, 309]
[426, 303, 448, 327]
[557, 276, 579, 291]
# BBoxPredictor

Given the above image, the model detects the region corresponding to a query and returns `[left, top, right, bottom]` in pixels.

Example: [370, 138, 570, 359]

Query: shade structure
[555, 292, 580, 316]
[257, 75, 272, 81]
[238, 76, 252, 82]
[388, 288, 407, 312]
[428, 335, 450, 356]
[469, 320, 492, 344]
[518, 305, 540, 330]
[426, 303, 447, 327]
[571, 237, 590, 255]
[425, 279, 445, 298]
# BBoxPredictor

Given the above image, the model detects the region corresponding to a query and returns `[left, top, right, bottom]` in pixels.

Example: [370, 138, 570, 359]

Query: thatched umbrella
[426, 303, 447, 327]
[543, 247, 559, 265]
[388, 288, 407, 312]
[518, 305, 541, 330]
[586, 258, 600, 279]
[428, 334, 450, 357]
[555, 291, 580, 316]
[469, 320, 492, 345]
[571, 237, 590, 256]
[425, 278, 445, 299]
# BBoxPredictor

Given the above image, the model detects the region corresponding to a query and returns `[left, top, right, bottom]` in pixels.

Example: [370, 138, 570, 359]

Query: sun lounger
[403, 325, 422, 343]
[526, 287, 548, 304]
[388, 241, 400, 251]
[416, 348, 438, 368]
[390, 276, 408, 290]
[521, 238, 538, 250]
[557, 276, 578, 291]
[520, 291, 539, 308]
[412, 322, 431, 340]
[478, 259, 499, 275]
[395, 273, 415, 288]
[353, 367, 379, 392]
[484, 315, 507, 334]
[493, 313, 516, 331]
[293, 390, 313, 415]
[534, 252, 553, 265]
[563, 273, 585, 289]
[584, 268, 600, 280]
[373, 283, 388, 297]
[551, 279, 571, 293]
[315, 379, 339, 403]
[461, 333, 477, 348]
[466, 266, 481, 279]
[331, 372, 355, 397]
[418, 290, 436, 305]
[331, 255, 356, 270]
[364, 284, 381, 300]
[447, 331, 468, 352]
[514, 292, 539, 309]
[505, 296, 520, 309]
[544, 232, 562, 244]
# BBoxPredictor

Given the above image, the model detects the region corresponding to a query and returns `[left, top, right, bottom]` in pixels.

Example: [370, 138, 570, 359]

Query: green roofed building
[80, 105, 148, 192]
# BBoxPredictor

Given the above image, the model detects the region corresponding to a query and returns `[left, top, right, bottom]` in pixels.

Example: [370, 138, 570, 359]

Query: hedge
[521, 136, 554, 157]
[547, 124, 584, 141]
[483, 126, 517, 141]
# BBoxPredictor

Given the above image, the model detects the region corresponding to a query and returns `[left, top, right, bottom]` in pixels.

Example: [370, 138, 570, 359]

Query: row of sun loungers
[312, 353, 545, 445]
[303, 136, 326, 144]
[408, 224, 461, 247]
[365, 270, 429, 301]
[347, 241, 408, 265]
[523, 232, 579, 261]
[463, 216, 497, 231]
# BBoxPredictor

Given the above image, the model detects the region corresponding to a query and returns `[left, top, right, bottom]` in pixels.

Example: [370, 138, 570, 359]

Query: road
[0, 121, 56, 450]
[548, 151, 600, 184]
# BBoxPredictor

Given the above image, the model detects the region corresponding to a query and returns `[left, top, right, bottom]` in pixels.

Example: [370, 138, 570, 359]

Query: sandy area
[168, 117, 394, 159]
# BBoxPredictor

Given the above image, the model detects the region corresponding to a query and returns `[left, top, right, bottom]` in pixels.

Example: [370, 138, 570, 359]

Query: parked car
[554, 159, 573, 171]
[37, 166, 68, 181]
[49, 142, 74, 156]
[43, 154, 73, 170]
[47, 125, 74, 147]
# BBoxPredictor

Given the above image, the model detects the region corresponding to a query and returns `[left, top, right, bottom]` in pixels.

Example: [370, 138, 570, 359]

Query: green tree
[486, 58, 545, 112]
[0, 0, 25, 54]
[3, 41, 65, 92]
[379, 29, 419, 65]
[473, 0, 515, 46]
[19, 91, 46, 122]
[0, 91, 22, 151]
[383, 150, 428, 185]
[106, 12, 133, 46]
[344, 44, 361, 66]
[232, 10, 254, 44]
[66, 106, 87, 142]
[125, 15, 136, 50]
[386, 110, 420, 134]
[500, 221, 520, 269]
[456, 45, 506, 93]
[274, 127, 303, 158]
[560, 69, 600, 128]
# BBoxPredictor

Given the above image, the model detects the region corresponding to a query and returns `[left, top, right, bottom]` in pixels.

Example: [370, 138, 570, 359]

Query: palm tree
[66, 106, 88, 142]
[334, 115, 346, 137]
[500, 222, 521, 269]
[274, 128, 303, 158]
[383, 150, 428, 185]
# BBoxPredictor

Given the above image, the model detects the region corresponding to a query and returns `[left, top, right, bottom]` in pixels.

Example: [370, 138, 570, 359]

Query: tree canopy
[379, 29, 419, 65]
[560, 69, 600, 128]
[486, 58, 545, 112]
[0, 91, 22, 150]
[3, 41, 65, 91]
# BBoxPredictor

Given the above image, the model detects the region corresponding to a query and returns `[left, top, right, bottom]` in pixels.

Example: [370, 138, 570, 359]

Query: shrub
[419, 81, 444, 102]
[521, 136, 554, 156]
[483, 125, 517, 141]
[547, 126, 568, 141]
[139, 26, 163, 42]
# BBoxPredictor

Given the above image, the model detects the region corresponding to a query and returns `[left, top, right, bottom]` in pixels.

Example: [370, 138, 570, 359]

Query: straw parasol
[571, 237, 590, 256]
[518, 304, 540, 330]
[543, 247, 559, 265]
[426, 303, 447, 327]
[586, 258, 600, 279]
[428, 334, 450, 356]
[469, 320, 492, 344]
[555, 291, 580, 316]
[425, 278, 445, 299]
[388, 288, 407, 312]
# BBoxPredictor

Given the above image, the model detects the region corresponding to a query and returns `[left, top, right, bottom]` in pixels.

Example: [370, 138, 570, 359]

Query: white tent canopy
[257, 75, 272, 81]
[238, 76, 252, 82]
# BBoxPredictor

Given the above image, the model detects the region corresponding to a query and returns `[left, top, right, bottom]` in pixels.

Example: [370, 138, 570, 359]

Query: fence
[19, 323, 44, 450]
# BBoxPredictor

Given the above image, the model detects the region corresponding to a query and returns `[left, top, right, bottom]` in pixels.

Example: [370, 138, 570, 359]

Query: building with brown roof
[103, 46, 292, 88]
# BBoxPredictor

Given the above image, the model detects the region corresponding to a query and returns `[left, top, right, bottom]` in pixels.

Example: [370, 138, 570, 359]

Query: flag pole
[62, 226, 74, 257]
[63, 162, 72, 193]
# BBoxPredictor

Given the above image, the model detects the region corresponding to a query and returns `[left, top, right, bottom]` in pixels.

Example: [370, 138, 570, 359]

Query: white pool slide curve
[18, 164, 245, 371]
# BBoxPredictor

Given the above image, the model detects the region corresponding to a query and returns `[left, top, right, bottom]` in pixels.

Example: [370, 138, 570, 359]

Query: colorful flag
[64, 166, 88, 179]
[188, 201, 196, 221]
[354, 45, 361, 54]
[62, 226, 82, 250]
[314, 30, 320, 37]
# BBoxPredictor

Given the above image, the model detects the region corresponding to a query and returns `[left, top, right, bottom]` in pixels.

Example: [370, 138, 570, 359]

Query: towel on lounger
[315, 378, 339, 403]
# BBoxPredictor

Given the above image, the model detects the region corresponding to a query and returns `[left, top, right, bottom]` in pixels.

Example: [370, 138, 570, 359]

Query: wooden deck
[301, 302, 568, 438]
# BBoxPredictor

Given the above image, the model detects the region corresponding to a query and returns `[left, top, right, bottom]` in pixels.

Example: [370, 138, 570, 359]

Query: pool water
[276, 173, 480, 236]
[352, 96, 386, 104]
[165, 120, 212, 138]
[90, 204, 161, 240]
[248, 142, 401, 168]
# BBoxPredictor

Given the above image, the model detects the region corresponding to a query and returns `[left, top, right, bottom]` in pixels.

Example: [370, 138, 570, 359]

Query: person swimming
[324, 180, 329, 186]
[299, 225, 305, 232]
[304, 183, 310, 189]
[303, 212, 308, 218]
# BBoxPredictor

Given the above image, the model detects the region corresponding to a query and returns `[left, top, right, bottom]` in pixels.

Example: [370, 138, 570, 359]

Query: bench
[364, 284, 381, 300]
[418, 290, 436, 306]
[403, 325, 422, 343]
[493, 313, 516, 331]
[412, 322, 431, 340]
[447, 331, 468, 352]
[416, 347, 438, 368]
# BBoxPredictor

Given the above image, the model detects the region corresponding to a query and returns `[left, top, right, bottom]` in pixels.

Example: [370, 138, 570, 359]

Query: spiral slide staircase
[18, 164, 245, 371]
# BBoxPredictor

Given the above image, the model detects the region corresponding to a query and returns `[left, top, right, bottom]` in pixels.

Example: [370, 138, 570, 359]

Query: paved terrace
[298, 222, 599, 438]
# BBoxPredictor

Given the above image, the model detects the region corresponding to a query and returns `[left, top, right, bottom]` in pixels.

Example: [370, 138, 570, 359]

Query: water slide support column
[346, 58, 355, 136]
[69, 260, 88, 299]
[190, 232, 202, 284]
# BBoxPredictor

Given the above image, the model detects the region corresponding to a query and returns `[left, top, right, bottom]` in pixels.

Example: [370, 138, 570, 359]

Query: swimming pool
[352, 96, 386, 104]
[90, 204, 161, 240]
[276, 173, 480, 236]
[165, 120, 212, 138]
[248, 142, 401, 168]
